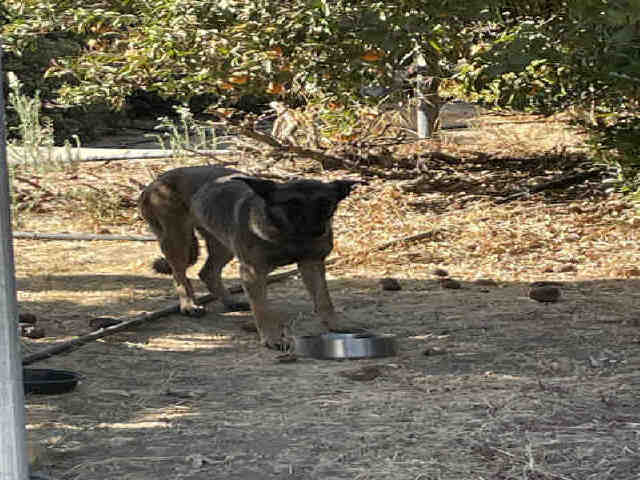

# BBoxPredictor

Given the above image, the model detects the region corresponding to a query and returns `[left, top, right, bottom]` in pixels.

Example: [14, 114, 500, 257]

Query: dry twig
[496, 168, 606, 204]
[13, 232, 156, 242]
[13, 175, 56, 197]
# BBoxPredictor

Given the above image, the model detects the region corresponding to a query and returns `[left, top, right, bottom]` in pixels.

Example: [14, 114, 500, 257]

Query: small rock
[588, 355, 602, 368]
[529, 286, 561, 303]
[379, 277, 401, 291]
[19, 312, 38, 324]
[433, 268, 449, 277]
[89, 317, 122, 330]
[474, 278, 497, 287]
[18, 324, 45, 339]
[423, 347, 447, 356]
[338, 365, 382, 382]
[188, 454, 218, 469]
[440, 278, 461, 289]
[559, 264, 577, 273]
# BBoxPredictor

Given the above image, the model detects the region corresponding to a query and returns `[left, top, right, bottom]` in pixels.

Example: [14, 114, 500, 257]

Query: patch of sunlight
[141, 333, 233, 352]
[26, 403, 59, 413]
[137, 406, 195, 422]
[408, 334, 435, 340]
[96, 406, 195, 430]
[97, 421, 171, 429]
[27, 423, 82, 431]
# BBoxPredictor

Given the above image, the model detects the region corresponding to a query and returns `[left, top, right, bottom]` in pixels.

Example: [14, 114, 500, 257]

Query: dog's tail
[151, 232, 200, 275]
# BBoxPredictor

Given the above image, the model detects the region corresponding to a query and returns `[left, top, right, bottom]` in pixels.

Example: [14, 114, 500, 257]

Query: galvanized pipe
[0, 39, 29, 480]
[416, 100, 430, 138]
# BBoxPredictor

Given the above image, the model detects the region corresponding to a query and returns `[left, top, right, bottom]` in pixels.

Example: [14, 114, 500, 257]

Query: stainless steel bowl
[294, 331, 396, 359]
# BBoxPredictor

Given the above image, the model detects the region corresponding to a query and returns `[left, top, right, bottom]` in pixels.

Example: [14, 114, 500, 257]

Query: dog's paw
[223, 301, 251, 312]
[261, 336, 291, 352]
[181, 306, 207, 318]
[264, 340, 290, 352]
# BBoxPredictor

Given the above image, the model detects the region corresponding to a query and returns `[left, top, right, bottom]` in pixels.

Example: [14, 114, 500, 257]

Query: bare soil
[15, 114, 640, 480]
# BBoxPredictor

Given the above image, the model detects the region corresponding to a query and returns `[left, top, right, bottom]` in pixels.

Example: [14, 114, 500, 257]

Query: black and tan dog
[139, 165, 357, 348]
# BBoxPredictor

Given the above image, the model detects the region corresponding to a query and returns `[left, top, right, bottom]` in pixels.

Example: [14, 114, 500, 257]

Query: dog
[139, 165, 358, 348]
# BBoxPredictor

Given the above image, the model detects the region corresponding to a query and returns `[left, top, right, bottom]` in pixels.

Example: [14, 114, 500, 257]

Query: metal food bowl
[294, 330, 396, 359]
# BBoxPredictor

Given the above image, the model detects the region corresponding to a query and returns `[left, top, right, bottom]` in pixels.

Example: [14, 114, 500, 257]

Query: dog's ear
[237, 177, 278, 200]
[331, 180, 361, 201]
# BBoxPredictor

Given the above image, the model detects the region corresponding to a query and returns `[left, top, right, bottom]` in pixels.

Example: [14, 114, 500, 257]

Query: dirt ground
[13, 114, 640, 479]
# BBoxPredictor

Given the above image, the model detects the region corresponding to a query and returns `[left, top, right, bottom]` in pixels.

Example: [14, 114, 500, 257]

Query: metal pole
[416, 99, 429, 139]
[414, 53, 429, 138]
[0, 40, 29, 480]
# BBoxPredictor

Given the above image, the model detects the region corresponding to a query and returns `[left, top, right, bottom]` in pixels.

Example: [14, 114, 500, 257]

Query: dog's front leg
[298, 260, 339, 331]
[174, 277, 204, 317]
[239, 264, 284, 348]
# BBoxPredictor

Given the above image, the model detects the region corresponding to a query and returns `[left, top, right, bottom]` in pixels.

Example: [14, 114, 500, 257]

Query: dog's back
[152, 165, 244, 202]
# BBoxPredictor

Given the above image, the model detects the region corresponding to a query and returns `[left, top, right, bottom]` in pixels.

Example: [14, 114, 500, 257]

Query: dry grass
[16, 113, 640, 480]
[439, 112, 587, 153]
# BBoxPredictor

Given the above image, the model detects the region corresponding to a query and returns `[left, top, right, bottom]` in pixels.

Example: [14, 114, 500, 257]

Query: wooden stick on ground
[495, 168, 606, 204]
[22, 302, 184, 365]
[182, 147, 239, 166]
[21, 269, 298, 366]
[372, 230, 440, 252]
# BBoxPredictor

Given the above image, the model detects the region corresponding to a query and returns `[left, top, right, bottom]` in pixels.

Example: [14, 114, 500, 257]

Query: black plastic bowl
[23, 368, 80, 395]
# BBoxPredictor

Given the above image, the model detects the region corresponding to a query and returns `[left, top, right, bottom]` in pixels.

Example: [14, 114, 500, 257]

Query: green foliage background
[2, 0, 640, 182]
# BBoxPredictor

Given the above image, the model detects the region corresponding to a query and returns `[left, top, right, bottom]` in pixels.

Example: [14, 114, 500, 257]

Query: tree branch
[496, 168, 606, 204]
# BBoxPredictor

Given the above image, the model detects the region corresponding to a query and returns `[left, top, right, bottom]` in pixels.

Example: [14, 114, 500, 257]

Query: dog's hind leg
[151, 232, 198, 274]
[139, 186, 206, 317]
[140, 182, 204, 317]
[159, 225, 206, 318]
[197, 230, 250, 312]
[298, 260, 339, 331]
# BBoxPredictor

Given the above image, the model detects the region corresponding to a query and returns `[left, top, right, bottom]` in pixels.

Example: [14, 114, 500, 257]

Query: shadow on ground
[22, 272, 640, 480]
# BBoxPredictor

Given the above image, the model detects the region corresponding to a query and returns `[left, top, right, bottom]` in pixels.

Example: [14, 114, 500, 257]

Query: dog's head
[239, 177, 359, 238]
